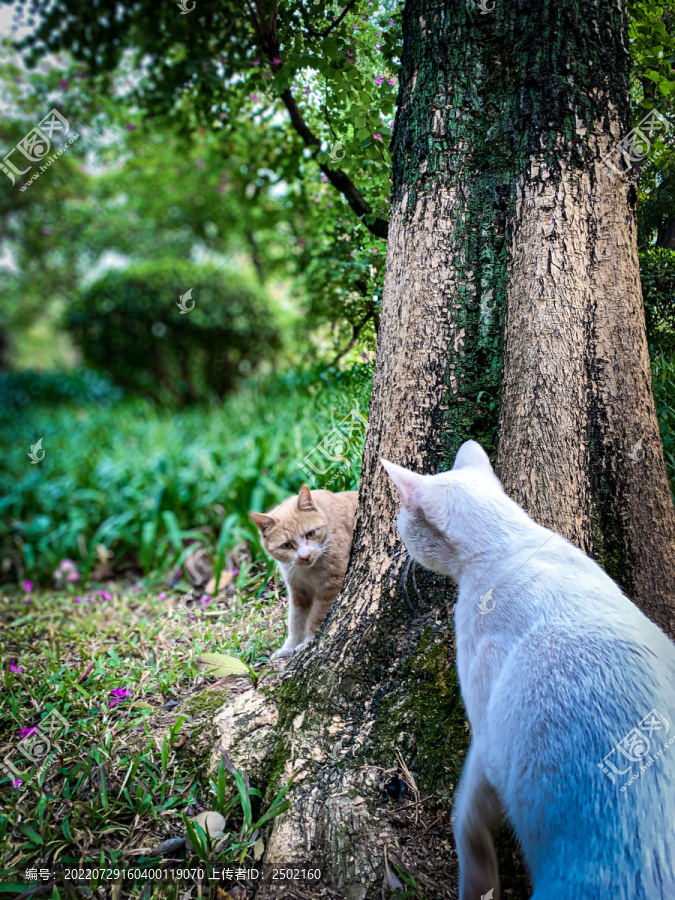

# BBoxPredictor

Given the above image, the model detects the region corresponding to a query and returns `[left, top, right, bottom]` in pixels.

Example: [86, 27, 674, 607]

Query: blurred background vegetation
[0, 0, 674, 590]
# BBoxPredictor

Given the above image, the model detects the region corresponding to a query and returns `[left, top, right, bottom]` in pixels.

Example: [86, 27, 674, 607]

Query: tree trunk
[222, 2, 675, 898]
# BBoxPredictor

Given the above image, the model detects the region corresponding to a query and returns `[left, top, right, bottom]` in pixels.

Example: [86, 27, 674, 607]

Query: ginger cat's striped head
[250, 486, 329, 569]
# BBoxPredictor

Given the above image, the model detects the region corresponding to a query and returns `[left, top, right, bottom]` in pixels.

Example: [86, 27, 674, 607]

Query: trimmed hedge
[66, 261, 281, 404]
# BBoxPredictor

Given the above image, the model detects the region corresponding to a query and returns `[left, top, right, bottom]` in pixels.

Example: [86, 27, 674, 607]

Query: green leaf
[18, 824, 44, 845]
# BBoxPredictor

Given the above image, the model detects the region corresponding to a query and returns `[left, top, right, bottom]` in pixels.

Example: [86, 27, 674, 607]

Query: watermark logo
[177, 288, 195, 314]
[478, 0, 495, 13]
[327, 141, 346, 163]
[601, 109, 672, 179]
[28, 438, 45, 464]
[1, 109, 79, 190]
[0, 709, 69, 786]
[629, 439, 645, 465]
[177, 0, 196, 13]
[598, 708, 672, 790]
[298, 408, 367, 487]
[477, 588, 495, 615]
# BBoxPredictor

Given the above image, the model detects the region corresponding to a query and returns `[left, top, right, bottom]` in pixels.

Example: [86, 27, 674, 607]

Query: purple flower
[60, 78, 68, 90]
[126, 124, 137, 132]
[97, 590, 113, 601]
[389, 77, 396, 86]
[373, 133, 383, 141]
[252, 58, 260, 66]
[271, 55, 282, 65]
[158, 592, 167, 601]
[374, 76, 383, 85]
[19, 726, 38, 739]
[9, 663, 23, 674]
[22, 580, 33, 593]
[108, 687, 132, 709]
[13, 778, 22, 788]
[200, 594, 212, 605]
[389, 18, 395, 25]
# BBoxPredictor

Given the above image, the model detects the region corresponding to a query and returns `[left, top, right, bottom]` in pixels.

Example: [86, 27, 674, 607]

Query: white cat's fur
[382, 441, 675, 900]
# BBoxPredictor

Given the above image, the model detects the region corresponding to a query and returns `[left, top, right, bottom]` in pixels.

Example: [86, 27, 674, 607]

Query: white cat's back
[456, 528, 675, 898]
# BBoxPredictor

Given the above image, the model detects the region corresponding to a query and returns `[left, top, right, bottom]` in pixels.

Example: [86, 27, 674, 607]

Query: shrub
[65, 261, 282, 404]
[640, 248, 675, 353]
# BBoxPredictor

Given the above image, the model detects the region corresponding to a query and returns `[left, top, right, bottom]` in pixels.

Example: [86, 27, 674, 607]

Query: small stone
[187, 810, 226, 849]
[162, 700, 179, 711]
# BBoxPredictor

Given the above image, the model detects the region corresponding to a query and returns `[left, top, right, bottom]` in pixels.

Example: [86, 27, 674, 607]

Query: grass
[0, 567, 292, 896]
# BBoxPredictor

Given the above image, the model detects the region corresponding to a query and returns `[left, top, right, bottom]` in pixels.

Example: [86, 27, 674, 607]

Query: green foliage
[640, 248, 675, 351]
[0, 581, 293, 889]
[0, 364, 373, 586]
[65, 261, 282, 404]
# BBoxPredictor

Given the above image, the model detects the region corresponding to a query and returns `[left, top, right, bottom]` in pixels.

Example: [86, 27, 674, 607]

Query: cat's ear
[381, 459, 424, 509]
[297, 485, 316, 511]
[249, 512, 276, 535]
[452, 440, 494, 474]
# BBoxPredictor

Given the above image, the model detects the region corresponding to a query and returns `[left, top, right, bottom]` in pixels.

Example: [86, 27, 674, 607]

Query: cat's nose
[297, 551, 311, 562]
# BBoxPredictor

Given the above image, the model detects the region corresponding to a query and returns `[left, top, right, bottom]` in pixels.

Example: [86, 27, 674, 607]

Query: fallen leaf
[199, 652, 250, 677]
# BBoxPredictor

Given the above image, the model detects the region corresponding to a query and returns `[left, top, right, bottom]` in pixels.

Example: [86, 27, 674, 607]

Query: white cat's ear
[297, 485, 316, 511]
[381, 459, 424, 508]
[249, 512, 276, 534]
[452, 440, 494, 474]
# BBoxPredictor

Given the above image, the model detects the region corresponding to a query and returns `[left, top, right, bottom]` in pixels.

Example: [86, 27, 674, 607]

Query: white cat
[382, 441, 675, 900]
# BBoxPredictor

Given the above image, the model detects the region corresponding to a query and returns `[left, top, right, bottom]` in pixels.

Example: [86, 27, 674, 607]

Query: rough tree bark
[216, 1, 675, 898]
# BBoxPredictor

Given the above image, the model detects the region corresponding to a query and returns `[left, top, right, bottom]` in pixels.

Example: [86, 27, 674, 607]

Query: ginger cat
[250, 485, 358, 658]
[383, 441, 675, 900]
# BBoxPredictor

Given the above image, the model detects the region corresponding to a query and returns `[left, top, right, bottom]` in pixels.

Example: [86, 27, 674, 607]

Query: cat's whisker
[399, 553, 417, 614]
[410, 559, 424, 608]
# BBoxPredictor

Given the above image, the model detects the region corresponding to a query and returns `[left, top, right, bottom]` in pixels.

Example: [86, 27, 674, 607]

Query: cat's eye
[279, 541, 294, 550]
[305, 530, 316, 539]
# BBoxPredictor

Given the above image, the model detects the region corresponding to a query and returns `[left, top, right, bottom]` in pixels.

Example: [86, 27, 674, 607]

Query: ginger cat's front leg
[273, 585, 313, 658]
[454, 743, 502, 900]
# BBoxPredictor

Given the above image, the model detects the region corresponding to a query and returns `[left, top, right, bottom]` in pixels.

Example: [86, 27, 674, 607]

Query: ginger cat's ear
[297, 485, 316, 511]
[381, 459, 424, 509]
[249, 512, 276, 535]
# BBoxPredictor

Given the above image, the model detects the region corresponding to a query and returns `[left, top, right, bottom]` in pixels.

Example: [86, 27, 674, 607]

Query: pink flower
[20, 727, 38, 739]
[271, 55, 282, 65]
[389, 77, 396, 86]
[22, 580, 33, 593]
[374, 76, 383, 85]
[158, 592, 167, 601]
[200, 594, 211, 605]
[65, 571, 81, 582]
[13, 778, 22, 788]
[249, 93, 259, 102]
[9, 664, 23, 674]
[60, 78, 68, 90]
[97, 590, 113, 601]
[373, 133, 383, 141]
[389, 18, 394, 25]
[108, 687, 132, 708]
[252, 58, 260, 66]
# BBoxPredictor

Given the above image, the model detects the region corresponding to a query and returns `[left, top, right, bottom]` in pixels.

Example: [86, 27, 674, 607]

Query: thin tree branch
[328, 309, 373, 367]
[280, 88, 389, 239]
[305, 0, 360, 39]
